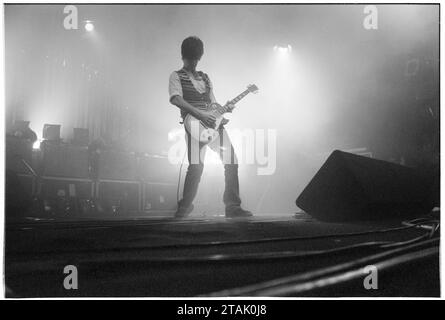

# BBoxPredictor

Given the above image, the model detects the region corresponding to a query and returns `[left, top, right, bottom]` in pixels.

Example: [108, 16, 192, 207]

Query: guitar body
[183, 84, 258, 145]
[184, 103, 224, 144]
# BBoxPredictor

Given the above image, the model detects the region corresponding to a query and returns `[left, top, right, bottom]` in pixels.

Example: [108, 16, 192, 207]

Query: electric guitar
[184, 84, 259, 144]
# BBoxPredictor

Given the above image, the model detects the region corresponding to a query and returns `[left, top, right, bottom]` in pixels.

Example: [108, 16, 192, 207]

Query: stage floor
[5, 212, 440, 297]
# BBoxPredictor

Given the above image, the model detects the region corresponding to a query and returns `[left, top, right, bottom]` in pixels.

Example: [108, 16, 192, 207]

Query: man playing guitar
[169, 36, 252, 218]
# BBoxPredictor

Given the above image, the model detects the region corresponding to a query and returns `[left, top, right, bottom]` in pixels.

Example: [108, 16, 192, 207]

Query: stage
[5, 211, 440, 297]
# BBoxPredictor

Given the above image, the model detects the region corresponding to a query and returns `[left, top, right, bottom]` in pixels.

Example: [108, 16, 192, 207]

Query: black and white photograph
[2, 1, 441, 301]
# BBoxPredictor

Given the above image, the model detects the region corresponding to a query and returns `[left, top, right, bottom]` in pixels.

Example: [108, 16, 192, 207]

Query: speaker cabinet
[5, 170, 33, 217]
[42, 143, 90, 178]
[39, 177, 94, 200]
[6, 137, 33, 174]
[17, 174, 36, 196]
[142, 182, 177, 213]
[296, 150, 435, 221]
[96, 180, 141, 213]
[137, 155, 178, 183]
[97, 151, 137, 181]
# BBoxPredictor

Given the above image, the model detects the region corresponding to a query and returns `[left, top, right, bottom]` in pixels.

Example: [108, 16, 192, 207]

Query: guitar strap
[197, 71, 212, 98]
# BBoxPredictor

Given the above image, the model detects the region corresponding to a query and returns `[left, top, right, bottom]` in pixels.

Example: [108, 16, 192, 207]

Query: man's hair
[181, 36, 204, 60]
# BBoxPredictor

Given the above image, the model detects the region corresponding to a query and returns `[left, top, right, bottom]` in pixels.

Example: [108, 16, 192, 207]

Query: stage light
[274, 45, 292, 54]
[85, 21, 94, 32]
[168, 128, 183, 142]
[204, 150, 221, 166]
[33, 139, 41, 150]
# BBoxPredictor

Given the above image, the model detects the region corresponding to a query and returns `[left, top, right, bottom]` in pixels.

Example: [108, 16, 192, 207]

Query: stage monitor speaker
[296, 150, 435, 221]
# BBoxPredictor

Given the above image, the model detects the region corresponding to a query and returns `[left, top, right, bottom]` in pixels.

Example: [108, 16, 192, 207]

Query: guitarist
[169, 36, 252, 218]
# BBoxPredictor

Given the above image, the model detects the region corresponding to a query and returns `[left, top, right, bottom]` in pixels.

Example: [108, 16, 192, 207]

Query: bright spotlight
[33, 139, 41, 150]
[274, 45, 292, 54]
[85, 21, 94, 32]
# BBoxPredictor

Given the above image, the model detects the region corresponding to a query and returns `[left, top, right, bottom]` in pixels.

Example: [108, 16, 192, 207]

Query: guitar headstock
[247, 84, 259, 94]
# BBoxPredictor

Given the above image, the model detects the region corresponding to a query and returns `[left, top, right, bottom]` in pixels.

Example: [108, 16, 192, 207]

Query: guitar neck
[229, 89, 251, 105]
[215, 89, 251, 115]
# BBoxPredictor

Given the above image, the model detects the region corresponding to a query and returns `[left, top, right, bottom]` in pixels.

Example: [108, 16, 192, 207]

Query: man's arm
[171, 96, 216, 128]
[168, 72, 200, 117]
[170, 95, 204, 120]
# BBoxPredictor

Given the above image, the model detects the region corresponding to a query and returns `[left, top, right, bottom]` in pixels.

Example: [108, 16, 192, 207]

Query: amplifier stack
[138, 154, 178, 213]
[6, 136, 179, 217]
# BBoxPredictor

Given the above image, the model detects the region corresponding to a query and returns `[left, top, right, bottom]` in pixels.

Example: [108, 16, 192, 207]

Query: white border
[0, 0, 442, 300]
